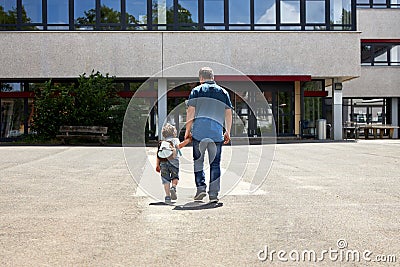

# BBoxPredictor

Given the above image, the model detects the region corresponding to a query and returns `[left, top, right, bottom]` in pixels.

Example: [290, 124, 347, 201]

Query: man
[184, 67, 233, 203]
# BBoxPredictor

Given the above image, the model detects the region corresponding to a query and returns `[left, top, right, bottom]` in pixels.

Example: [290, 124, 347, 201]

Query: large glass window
[306, 0, 325, 23]
[22, 0, 42, 23]
[0, 98, 25, 138]
[100, 0, 121, 24]
[254, 0, 276, 29]
[0, 83, 23, 92]
[0, 0, 17, 28]
[152, 0, 173, 29]
[0, 0, 357, 31]
[47, 0, 68, 25]
[390, 45, 400, 65]
[281, 0, 300, 24]
[126, 0, 147, 27]
[361, 43, 400, 66]
[204, 0, 224, 24]
[357, 0, 400, 8]
[330, 0, 352, 29]
[229, 0, 250, 25]
[178, 0, 198, 24]
[75, 0, 96, 29]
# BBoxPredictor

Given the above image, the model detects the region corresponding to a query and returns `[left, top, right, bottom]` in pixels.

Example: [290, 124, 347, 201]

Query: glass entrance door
[264, 88, 294, 136]
[275, 91, 293, 135]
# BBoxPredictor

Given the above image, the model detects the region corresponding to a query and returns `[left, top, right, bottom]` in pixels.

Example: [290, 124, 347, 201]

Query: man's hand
[184, 132, 192, 142]
[156, 165, 160, 173]
[223, 131, 230, 144]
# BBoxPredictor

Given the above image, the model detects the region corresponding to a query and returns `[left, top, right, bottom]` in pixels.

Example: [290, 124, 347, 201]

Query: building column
[294, 81, 301, 137]
[392, 98, 399, 139]
[332, 80, 343, 140]
[158, 78, 167, 139]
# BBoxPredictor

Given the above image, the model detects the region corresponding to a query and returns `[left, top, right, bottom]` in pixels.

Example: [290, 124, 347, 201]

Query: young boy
[156, 123, 191, 203]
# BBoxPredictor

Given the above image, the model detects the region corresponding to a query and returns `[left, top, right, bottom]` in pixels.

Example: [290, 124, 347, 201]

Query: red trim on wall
[167, 91, 190, 97]
[0, 92, 35, 98]
[118, 91, 157, 98]
[304, 91, 328, 97]
[361, 39, 400, 43]
[215, 75, 312, 82]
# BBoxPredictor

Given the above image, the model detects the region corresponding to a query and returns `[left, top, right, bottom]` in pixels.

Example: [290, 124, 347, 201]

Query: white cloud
[256, 2, 301, 24]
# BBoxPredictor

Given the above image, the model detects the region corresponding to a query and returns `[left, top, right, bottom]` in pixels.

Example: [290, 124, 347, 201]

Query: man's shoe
[170, 187, 177, 200]
[165, 196, 172, 204]
[194, 191, 207, 201]
[209, 195, 219, 203]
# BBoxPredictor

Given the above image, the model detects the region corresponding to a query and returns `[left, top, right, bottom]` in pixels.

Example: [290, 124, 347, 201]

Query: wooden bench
[56, 126, 109, 145]
[362, 124, 399, 139]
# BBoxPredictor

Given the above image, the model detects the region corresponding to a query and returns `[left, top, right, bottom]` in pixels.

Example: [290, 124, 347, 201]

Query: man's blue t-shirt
[187, 81, 233, 142]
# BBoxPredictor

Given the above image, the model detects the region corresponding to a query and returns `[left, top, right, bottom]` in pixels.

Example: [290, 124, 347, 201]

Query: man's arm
[224, 108, 233, 144]
[185, 106, 195, 140]
[178, 137, 191, 149]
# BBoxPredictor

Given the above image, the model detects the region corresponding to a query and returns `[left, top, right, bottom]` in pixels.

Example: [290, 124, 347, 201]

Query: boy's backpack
[157, 140, 177, 161]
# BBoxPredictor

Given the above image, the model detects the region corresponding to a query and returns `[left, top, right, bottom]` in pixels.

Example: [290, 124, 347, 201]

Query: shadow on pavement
[173, 201, 223, 210]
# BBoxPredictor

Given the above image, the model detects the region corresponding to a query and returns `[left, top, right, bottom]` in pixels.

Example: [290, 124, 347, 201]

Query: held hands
[184, 131, 192, 141]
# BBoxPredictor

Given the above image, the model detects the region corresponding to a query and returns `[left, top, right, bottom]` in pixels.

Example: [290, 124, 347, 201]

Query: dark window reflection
[0, 0, 17, 26]
[100, 0, 121, 24]
[178, 0, 198, 24]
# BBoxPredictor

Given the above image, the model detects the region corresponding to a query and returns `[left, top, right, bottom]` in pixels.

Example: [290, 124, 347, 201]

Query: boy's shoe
[209, 195, 219, 203]
[194, 190, 207, 201]
[165, 196, 172, 204]
[170, 187, 177, 200]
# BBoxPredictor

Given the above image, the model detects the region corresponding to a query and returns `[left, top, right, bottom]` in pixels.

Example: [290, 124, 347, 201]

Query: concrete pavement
[1, 140, 399, 266]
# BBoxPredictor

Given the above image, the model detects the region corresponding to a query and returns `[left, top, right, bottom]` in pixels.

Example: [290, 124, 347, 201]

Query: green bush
[32, 70, 128, 143]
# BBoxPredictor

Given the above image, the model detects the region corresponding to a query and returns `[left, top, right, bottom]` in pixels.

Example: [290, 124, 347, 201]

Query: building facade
[2, 0, 391, 141]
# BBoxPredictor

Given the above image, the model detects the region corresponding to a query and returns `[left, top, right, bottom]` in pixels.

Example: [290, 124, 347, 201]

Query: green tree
[0, 5, 35, 30]
[32, 81, 75, 139]
[151, 2, 196, 29]
[76, 5, 138, 30]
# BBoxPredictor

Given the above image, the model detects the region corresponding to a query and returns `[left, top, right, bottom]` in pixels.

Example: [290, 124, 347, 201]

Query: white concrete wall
[357, 9, 400, 38]
[0, 31, 360, 79]
[344, 67, 400, 97]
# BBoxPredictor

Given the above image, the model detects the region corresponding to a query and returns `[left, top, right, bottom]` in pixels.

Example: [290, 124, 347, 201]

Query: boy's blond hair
[162, 123, 177, 139]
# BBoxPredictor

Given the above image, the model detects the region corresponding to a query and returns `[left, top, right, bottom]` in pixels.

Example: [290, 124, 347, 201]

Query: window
[281, 0, 300, 24]
[331, 0, 352, 29]
[126, 0, 147, 29]
[22, 0, 42, 23]
[178, 0, 198, 24]
[75, 0, 96, 29]
[357, 0, 400, 8]
[48, 0, 68, 24]
[229, 0, 250, 25]
[0, 0, 357, 31]
[0, 0, 17, 29]
[361, 42, 400, 66]
[306, 0, 325, 24]
[204, 0, 224, 24]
